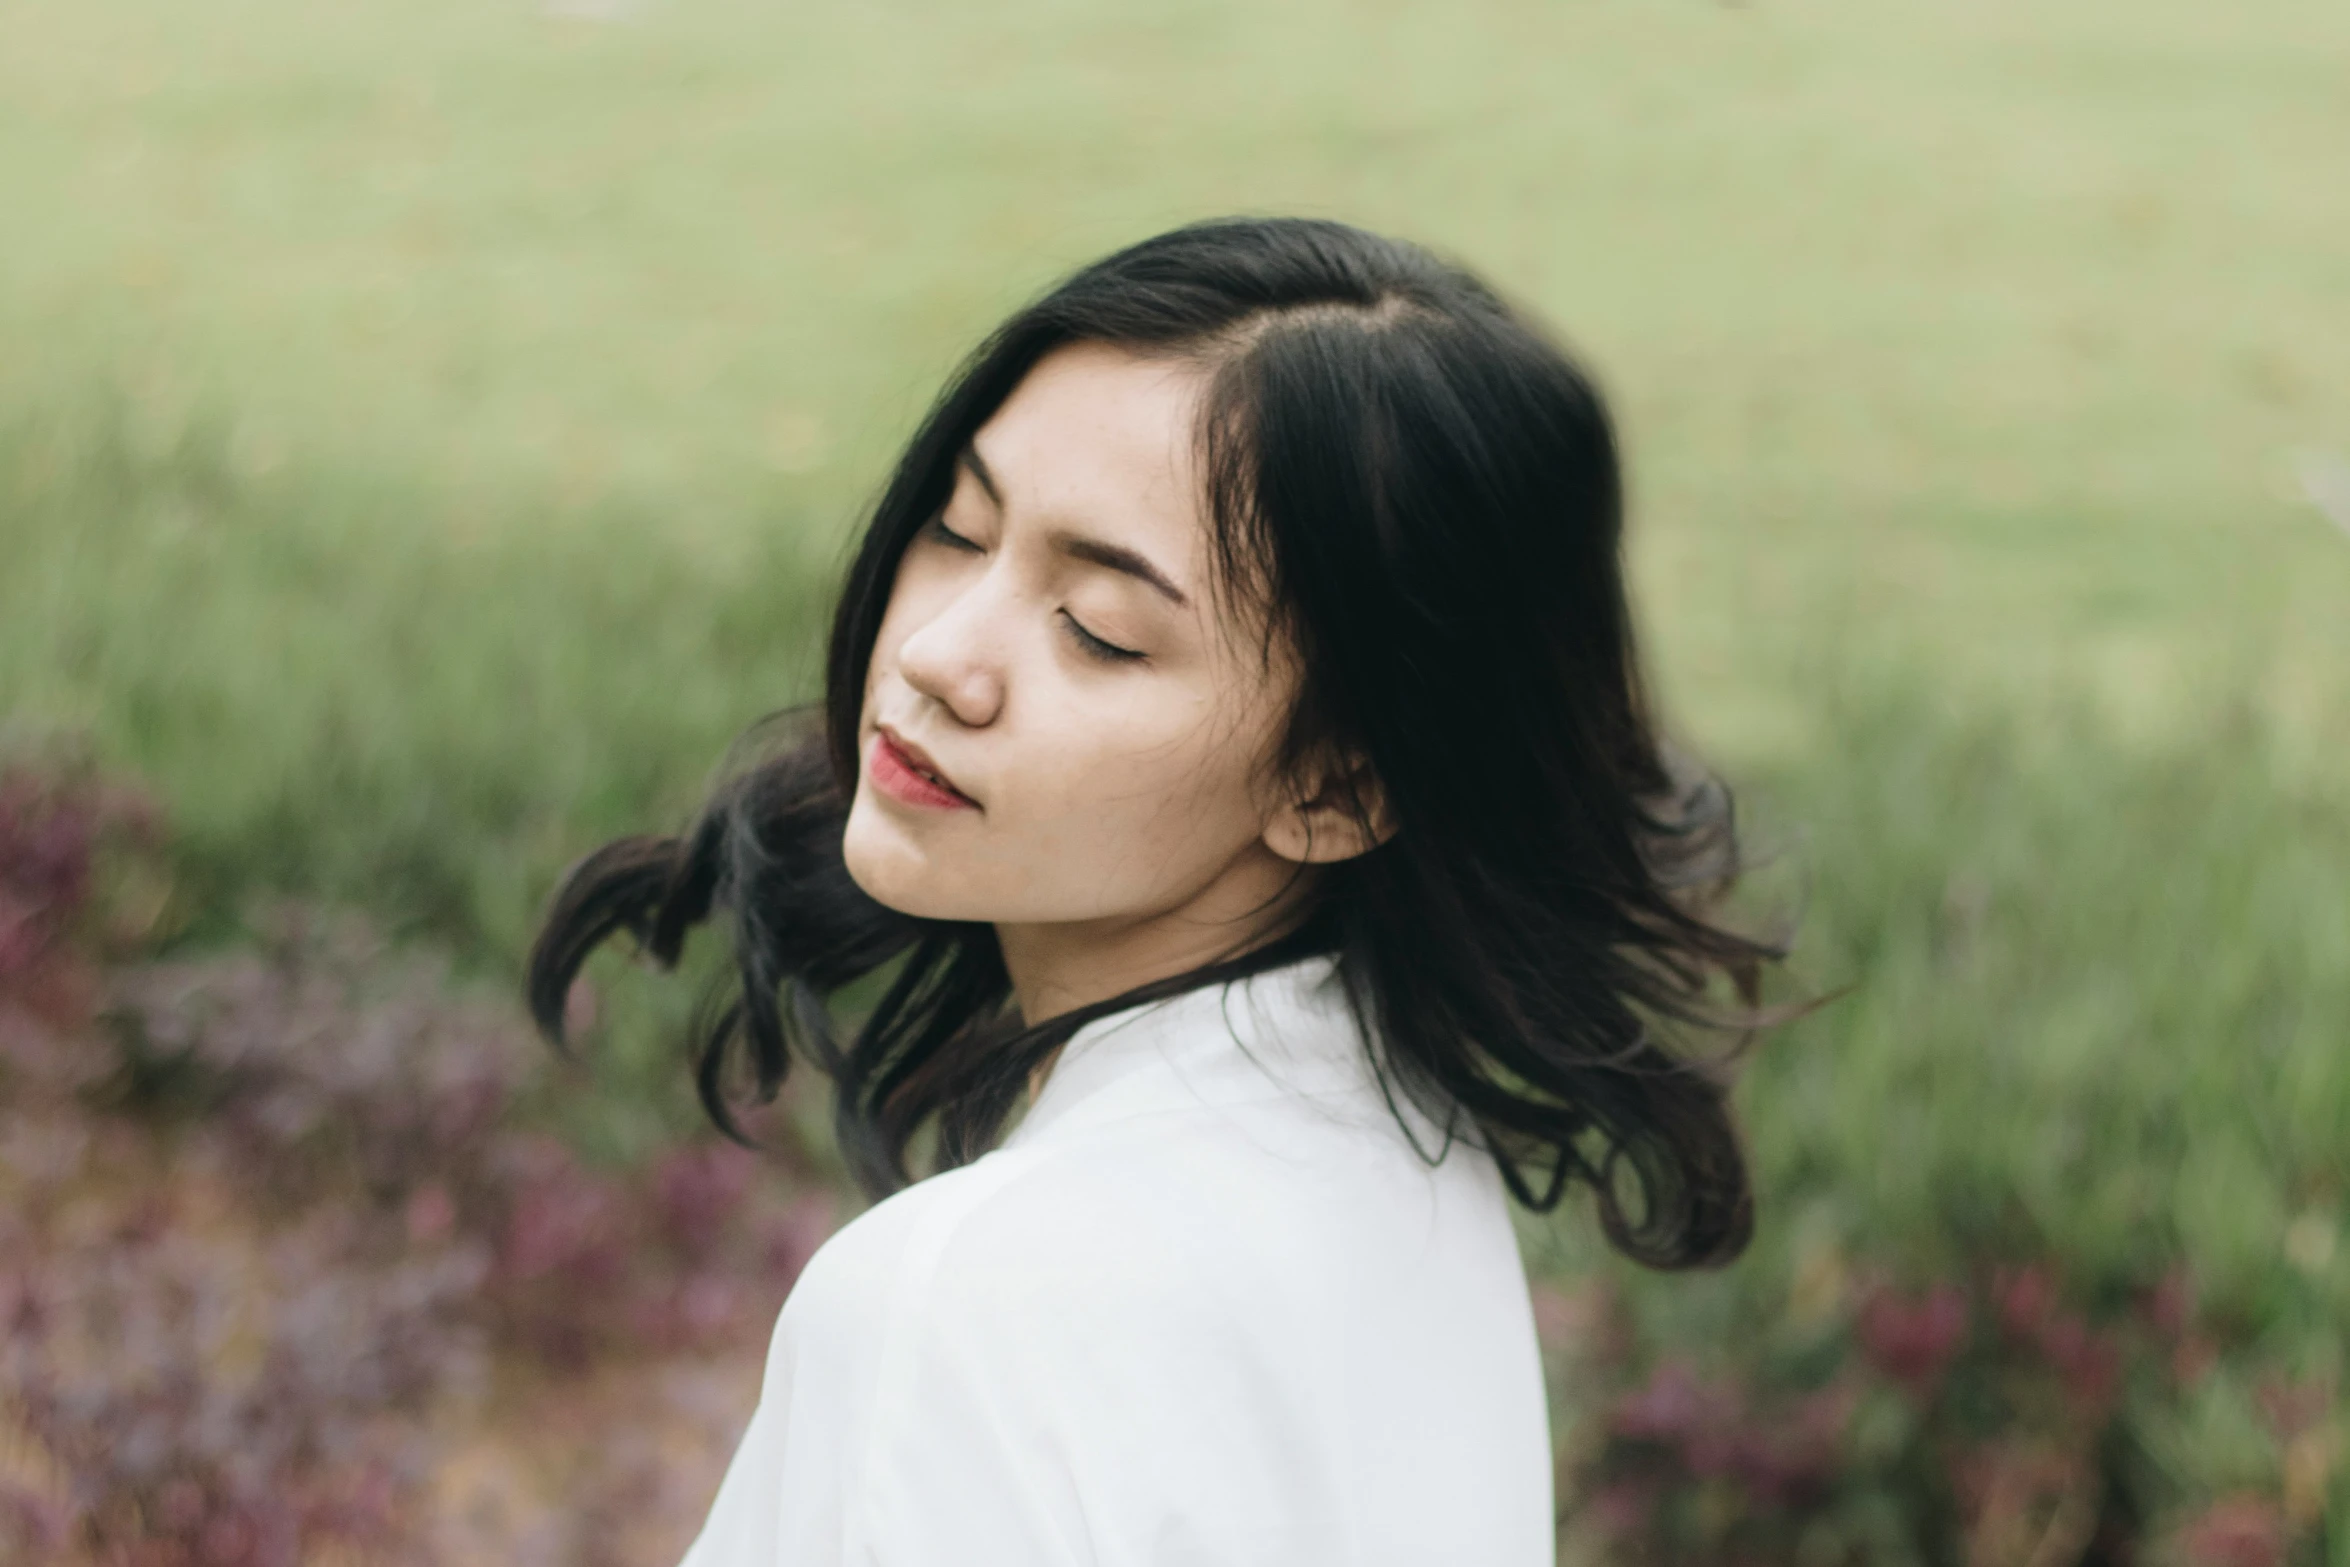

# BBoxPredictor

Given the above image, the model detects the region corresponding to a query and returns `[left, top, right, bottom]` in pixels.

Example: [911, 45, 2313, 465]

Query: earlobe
[1262, 761, 1399, 866]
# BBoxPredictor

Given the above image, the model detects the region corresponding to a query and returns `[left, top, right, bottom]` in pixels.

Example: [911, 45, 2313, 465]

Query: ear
[1260, 751, 1399, 866]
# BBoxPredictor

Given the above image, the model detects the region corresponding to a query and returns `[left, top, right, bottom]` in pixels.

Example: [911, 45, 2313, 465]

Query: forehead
[973, 343, 1210, 552]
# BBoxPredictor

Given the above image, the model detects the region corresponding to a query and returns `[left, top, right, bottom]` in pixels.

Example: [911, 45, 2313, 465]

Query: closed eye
[1061, 610, 1144, 664]
[924, 514, 984, 552]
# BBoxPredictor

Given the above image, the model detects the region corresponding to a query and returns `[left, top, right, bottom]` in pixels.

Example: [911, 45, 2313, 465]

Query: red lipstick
[867, 728, 979, 811]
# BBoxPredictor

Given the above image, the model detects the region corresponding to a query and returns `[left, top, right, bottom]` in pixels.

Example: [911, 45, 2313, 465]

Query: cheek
[1009, 680, 1278, 879]
[842, 695, 1262, 925]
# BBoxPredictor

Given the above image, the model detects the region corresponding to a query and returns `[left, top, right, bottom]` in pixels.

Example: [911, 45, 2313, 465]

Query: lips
[868, 727, 980, 811]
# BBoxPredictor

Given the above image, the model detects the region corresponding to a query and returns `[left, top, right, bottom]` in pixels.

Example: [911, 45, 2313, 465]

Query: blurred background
[2, 0, 2345, 1562]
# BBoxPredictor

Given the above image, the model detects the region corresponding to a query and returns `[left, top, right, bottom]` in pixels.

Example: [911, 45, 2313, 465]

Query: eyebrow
[959, 445, 1192, 610]
[1051, 529, 1191, 609]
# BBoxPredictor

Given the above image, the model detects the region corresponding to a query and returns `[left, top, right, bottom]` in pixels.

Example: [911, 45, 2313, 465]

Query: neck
[996, 849, 1318, 1026]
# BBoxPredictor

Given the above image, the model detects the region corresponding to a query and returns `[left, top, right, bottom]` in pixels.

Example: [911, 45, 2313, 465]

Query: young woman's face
[841, 341, 1315, 976]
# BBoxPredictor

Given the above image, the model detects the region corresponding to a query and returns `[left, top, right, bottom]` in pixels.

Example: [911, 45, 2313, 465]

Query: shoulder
[761, 1101, 1540, 1564]
[796, 1115, 1382, 1388]
[789, 1069, 1517, 1389]
[913, 1130, 1301, 1333]
[788, 1132, 1241, 1337]
[812, 1139, 1352, 1561]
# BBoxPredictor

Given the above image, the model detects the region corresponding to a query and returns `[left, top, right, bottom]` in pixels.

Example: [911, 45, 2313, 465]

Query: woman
[529, 216, 1779, 1566]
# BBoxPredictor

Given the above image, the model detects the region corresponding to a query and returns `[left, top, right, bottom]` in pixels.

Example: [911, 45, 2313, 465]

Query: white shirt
[678, 952, 1556, 1567]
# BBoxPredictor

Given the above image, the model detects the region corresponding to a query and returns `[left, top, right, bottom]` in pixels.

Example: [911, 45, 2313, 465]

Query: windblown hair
[530, 216, 1786, 1270]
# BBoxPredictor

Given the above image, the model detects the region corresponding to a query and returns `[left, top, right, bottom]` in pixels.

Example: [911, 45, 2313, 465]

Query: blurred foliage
[0, 401, 828, 971]
[3, 0, 2346, 752]
[1524, 679, 2347, 1566]
[0, 759, 836, 1565]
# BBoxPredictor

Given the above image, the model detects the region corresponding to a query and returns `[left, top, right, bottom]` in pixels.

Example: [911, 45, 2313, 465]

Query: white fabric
[677, 952, 1556, 1567]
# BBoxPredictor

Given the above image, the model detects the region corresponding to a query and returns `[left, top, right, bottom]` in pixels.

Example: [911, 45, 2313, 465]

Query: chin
[841, 794, 977, 920]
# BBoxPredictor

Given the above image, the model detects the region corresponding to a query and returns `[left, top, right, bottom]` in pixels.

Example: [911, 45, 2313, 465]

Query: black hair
[529, 216, 1786, 1269]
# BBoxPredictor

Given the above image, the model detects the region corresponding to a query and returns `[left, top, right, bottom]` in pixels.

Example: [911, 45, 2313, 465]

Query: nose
[894, 574, 1008, 729]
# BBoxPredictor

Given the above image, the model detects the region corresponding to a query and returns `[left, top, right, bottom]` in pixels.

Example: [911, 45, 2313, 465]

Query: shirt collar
[1001, 951, 1377, 1149]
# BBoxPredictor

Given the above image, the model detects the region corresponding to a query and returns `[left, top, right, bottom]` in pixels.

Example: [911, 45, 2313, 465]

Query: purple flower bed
[0, 760, 836, 1566]
[1543, 1261, 2337, 1565]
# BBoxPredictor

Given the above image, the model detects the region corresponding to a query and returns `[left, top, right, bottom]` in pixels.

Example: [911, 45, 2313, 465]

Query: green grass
[1527, 667, 2349, 1558]
[5, 0, 2345, 925]
[6, 0, 2347, 653]
[0, 399, 830, 963]
[1554, 663, 2350, 1308]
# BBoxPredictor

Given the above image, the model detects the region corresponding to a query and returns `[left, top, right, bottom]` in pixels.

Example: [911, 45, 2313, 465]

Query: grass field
[2, 0, 2347, 1553]
[6, 0, 2346, 935]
